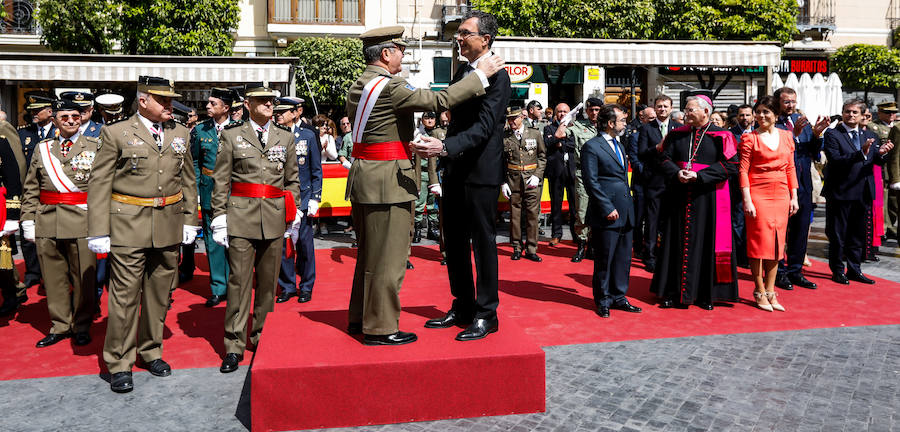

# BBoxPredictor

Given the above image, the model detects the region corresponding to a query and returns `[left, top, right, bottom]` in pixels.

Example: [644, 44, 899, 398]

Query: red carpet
[1, 242, 900, 381]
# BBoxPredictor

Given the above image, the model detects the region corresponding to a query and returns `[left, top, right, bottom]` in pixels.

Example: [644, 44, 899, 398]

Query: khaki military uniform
[413, 126, 441, 226]
[504, 126, 546, 254]
[565, 119, 598, 243]
[346, 65, 485, 335]
[88, 114, 197, 374]
[888, 124, 900, 234]
[22, 135, 97, 335]
[211, 121, 299, 355]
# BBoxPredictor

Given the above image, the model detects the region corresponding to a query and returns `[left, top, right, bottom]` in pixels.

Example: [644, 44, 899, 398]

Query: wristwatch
[440, 142, 448, 157]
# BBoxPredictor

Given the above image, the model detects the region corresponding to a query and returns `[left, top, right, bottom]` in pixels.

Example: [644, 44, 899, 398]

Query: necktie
[850, 130, 860, 151]
[151, 123, 162, 150]
[60, 139, 72, 157]
[786, 116, 794, 132]
[39, 127, 45, 140]
[659, 122, 667, 137]
[257, 127, 266, 145]
[612, 137, 624, 168]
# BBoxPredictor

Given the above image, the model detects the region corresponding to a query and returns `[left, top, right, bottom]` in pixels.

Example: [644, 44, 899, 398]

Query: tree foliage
[35, 0, 240, 55]
[474, 0, 797, 43]
[280, 37, 365, 113]
[831, 44, 900, 97]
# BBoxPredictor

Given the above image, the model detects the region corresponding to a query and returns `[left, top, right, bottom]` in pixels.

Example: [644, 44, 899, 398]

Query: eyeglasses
[57, 114, 81, 121]
[454, 29, 484, 40]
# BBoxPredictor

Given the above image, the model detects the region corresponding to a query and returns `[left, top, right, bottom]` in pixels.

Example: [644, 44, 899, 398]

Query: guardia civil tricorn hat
[137, 76, 182, 98]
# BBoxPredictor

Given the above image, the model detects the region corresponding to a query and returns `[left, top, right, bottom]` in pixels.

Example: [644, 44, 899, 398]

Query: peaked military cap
[137, 75, 181, 98]
[506, 107, 524, 118]
[95, 93, 125, 115]
[282, 96, 305, 105]
[245, 82, 277, 98]
[172, 100, 193, 116]
[210, 87, 237, 105]
[53, 99, 83, 112]
[360, 25, 407, 48]
[876, 101, 898, 113]
[422, 111, 436, 118]
[273, 97, 301, 111]
[26, 95, 54, 110]
[59, 91, 95, 107]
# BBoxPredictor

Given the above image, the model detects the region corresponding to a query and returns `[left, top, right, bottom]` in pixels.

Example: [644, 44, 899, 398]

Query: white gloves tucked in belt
[526, 175, 540, 189]
[501, 183, 511, 199]
[307, 200, 319, 217]
[21, 220, 35, 242]
[0, 220, 18, 236]
[87, 236, 111, 254]
[211, 215, 228, 248]
[891, 182, 900, 191]
[342, 160, 352, 170]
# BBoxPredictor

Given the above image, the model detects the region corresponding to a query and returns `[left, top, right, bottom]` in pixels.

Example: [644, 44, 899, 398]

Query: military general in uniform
[88, 76, 199, 393]
[345, 25, 502, 345]
[502, 107, 546, 262]
[21, 99, 97, 348]
[210, 83, 300, 373]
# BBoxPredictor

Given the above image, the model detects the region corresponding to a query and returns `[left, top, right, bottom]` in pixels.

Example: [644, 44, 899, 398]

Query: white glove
[87, 236, 111, 254]
[182, 225, 199, 245]
[307, 200, 319, 217]
[429, 184, 443, 197]
[0, 220, 18, 236]
[289, 225, 300, 243]
[342, 160, 352, 170]
[891, 182, 900, 191]
[564, 153, 569, 162]
[526, 175, 540, 189]
[22, 220, 35, 242]
[211, 214, 228, 248]
[560, 102, 583, 126]
[501, 183, 511, 199]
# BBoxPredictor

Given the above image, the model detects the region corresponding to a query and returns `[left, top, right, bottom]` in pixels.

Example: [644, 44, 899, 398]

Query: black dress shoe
[275, 291, 296, 303]
[585, 246, 594, 260]
[697, 302, 714, 311]
[847, 272, 875, 284]
[524, 252, 542, 262]
[644, 261, 656, 273]
[297, 292, 312, 303]
[866, 254, 880, 262]
[424, 310, 471, 329]
[220, 353, 243, 373]
[36, 333, 70, 348]
[571, 244, 585, 263]
[831, 273, 850, 284]
[347, 322, 362, 335]
[205, 294, 225, 307]
[659, 298, 675, 308]
[73, 332, 92, 346]
[611, 302, 642, 313]
[406, 260, 414, 269]
[510, 250, 521, 260]
[110, 372, 133, 393]
[145, 359, 171, 377]
[774, 275, 794, 290]
[455, 318, 498, 341]
[412, 230, 422, 244]
[363, 331, 417, 346]
[440, 259, 446, 266]
[596, 306, 610, 318]
[788, 274, 817, 289]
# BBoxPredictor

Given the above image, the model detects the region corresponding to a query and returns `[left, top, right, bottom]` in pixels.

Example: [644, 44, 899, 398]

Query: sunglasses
[57, 114, 82, 122]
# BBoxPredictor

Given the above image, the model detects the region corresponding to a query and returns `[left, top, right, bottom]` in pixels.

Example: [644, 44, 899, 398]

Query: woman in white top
[313, 114, 338, 161]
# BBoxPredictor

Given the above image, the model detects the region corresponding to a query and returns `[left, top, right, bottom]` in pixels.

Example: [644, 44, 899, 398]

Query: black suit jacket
[823, 124, 886, 202]
[543, 121, 576, 180]
[443, 66, 511, 186]
[18, 123, 57, 167]
[581, 135, 634, 229]
[636, 118, 682, 189]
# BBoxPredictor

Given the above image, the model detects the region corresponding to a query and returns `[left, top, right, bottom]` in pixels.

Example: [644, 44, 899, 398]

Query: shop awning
[0, 53, 296, 83]
[492, 37, 782, 68]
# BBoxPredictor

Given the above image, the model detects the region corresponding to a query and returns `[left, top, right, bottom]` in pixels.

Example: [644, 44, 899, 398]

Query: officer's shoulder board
[224, 121, 243, 129]
[274, 123, 291, 133]
[105, 117, 127, 126]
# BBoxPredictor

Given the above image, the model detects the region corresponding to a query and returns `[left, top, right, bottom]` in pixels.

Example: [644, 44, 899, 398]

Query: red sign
[780, 59, 829, 74]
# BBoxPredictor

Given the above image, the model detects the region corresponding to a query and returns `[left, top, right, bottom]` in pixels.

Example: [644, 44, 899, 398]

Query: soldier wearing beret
[501, 107, 546, 262]
[21, 99, 97, 348]
[87, 76, 199, 393]
[345, 25, 503, 345]
[210, 83, 301, 373]
[191, 87, 238, 307]
[60, 91, 101, 138]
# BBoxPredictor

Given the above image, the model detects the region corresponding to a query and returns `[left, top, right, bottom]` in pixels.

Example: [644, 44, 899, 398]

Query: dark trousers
[642, 184, 665, 262]
[731, 194, 748, 267]
[548, 172, 576, 240]
[18, 225, 40, 287]
[443, 182, 499, 320]
[178, 242, 195, 281]
[590, 225, 632, 308]
[826, 198, 866, 276]
[778, 200, 814, 277]
[632, 182, 646, 255]
[278, 213, 316, 294]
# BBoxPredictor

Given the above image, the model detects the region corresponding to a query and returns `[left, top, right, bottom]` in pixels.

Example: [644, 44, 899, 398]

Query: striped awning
[0, 56, 294, 83]
[492, 38, 782, 67]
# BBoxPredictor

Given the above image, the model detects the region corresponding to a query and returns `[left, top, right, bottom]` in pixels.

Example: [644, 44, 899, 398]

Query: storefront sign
[586, 67, 601, 81]
[505, 64, 534, 83]
[660, 66, 765, 74]
[778, 58, 829, 74]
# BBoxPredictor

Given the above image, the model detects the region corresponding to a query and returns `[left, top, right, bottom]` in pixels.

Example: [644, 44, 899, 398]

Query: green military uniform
[414, 126, 441, 228]
[88, 99, 198, 374]
[191, 116, 233, 297]
[566, 118, 598, 244]
[22, 133, 97, 337]
[211, 115, 300, 355]
[338, 133, 354, 161]
[346, 28, 487, 336]
[504, 123, 546, 255]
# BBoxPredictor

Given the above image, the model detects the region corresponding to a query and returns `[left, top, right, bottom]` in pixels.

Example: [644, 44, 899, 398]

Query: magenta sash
[678, 161, 733, 283]
[873, 168, 884, 247]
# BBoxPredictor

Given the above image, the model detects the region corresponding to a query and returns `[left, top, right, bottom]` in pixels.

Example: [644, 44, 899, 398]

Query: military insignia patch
[298, 140, 308, 156]
[405, 83, 416, 91]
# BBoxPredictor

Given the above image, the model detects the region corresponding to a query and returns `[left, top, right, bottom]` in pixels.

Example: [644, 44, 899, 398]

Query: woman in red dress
[740, 96, 799, 312]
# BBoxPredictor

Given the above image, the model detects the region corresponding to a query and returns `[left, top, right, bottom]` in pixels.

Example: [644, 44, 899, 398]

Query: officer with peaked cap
[60, 91, 101, 138]
[87, 75, 199, 393]
[210, 82, 300, 373]
[345, 25, 504, 345]
[96, 93, 126, 124]
[191, 87, 238, 307]
[502, 106, 546, 262]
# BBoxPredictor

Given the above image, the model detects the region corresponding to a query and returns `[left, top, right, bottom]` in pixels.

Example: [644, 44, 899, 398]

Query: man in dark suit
[728, 104, 754, 268]
[543, 103, 576, 246]
[636, 95, 682, 272]
[823, 99, 893, 285]
[581, 104, 641, 318]
[413, 10, 511, 341]
[774, 87, 831, 290]
[625, 105, 654, 257]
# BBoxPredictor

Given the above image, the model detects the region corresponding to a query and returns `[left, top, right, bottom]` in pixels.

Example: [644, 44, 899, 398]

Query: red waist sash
[678, 162, 733, 284]
[352, 141, 410, 161]
[40, 190, 88, 205]
[230, 182, 296, 224]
